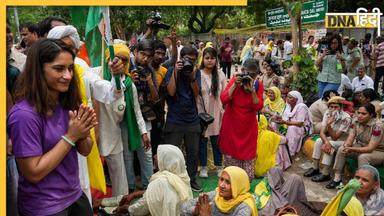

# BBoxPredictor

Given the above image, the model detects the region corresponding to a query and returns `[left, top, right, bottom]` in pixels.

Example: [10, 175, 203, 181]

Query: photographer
[164, 46, 202, 192]
[219, 59, 264, 180]
[316, 34, 346, 98]
[126, 39, 158, 193]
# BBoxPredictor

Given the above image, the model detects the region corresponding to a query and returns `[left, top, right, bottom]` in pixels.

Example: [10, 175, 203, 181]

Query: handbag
[198, 94, 214, 134]
[275, 205, 299, 216]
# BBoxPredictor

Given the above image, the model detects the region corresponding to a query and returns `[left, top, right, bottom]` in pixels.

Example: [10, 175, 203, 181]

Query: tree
[187, 7, 228, 33]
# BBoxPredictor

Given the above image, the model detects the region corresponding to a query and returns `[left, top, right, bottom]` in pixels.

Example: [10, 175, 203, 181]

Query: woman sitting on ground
[181, 166, 257, 216]
[328, 103, 384, 189]
[272, 91, 313, 156]
[114, 144, 193, 216]
[262, 87, 285, 119]
[354, 165, 384, 215]
[255, 115, 290, 175]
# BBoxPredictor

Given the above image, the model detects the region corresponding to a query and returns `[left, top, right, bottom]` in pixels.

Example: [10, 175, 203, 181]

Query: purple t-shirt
[7, 100, 82, 216]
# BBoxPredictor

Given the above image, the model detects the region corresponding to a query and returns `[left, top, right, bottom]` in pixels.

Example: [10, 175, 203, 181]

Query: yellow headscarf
[240, 37, 254, 62]
[198, 41, 214, 66]
[215, 166, 258, 216]
[267, 41, 274, 52]
[255, 115, 280, 177]
[104, 43, 130, 76]
[264, 87, 286, 114]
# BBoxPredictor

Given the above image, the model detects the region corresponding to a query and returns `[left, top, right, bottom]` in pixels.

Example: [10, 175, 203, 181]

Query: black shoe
[303, 168, 319, 177]
[311, 174, 331, 182]
[326, 180, 342, 189]
[191, 181, 203, 192]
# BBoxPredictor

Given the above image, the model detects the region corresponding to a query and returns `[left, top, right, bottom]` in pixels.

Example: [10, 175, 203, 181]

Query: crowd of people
[6, 15, 384, 216]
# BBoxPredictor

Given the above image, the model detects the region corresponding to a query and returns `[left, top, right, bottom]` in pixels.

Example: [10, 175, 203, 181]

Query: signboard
[266, 0, 328, 28]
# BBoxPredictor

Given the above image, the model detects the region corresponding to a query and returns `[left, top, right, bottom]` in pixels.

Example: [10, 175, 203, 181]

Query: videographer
[219, 58, 264, 180]
[126, 39, 158, 193]
[164, 46, 202, 192]
[316, 34, 346, 98]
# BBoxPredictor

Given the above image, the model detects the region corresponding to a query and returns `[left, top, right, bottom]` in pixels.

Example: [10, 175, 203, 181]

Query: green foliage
[289, 2, 302, 17]
[290, 47, 318, 96]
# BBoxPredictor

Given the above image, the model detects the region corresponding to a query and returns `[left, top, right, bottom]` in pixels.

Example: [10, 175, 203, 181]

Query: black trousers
[20, 193, 92, 216]
[164, 122, 200, 182]
[221, 61, 232, 79]
[374, 66, 384, 93]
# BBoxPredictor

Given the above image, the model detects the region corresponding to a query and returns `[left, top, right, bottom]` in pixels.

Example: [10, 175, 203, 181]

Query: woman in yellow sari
[255, 115, 281, 177]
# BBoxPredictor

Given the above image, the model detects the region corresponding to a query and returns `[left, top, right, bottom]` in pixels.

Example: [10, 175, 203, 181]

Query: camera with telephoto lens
[181, 58, 194, 77]
[237, 72, 253, 93]
[150, 11, 171, 31]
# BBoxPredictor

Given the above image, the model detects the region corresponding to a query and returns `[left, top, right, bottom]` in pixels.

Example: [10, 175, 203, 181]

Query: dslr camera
[237, 72, 253, 93]
[180, 58, 194, 77]
[136, 65, 152, 79]
[150, 11, 171, 31]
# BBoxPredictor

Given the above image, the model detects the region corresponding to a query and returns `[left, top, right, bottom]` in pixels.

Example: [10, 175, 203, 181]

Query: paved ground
[284, 152, 337, 203]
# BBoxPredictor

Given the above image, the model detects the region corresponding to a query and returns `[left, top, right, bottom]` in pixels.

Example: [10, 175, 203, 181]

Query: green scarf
[104, 64, 142, 151]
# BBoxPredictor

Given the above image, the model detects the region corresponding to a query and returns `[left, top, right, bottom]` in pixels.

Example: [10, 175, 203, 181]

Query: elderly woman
[114, 144, 193, 216]
[273, 91, 313, 156]
[240, 38, 254, 65]
[262, 87, 285, 120]
[181, 166, 257, 216]
[329, 103, 384, 189]
[354, 165, 384, 215]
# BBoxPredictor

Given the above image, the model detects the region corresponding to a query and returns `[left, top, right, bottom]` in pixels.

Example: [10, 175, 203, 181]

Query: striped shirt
[375, 42, 384, 68]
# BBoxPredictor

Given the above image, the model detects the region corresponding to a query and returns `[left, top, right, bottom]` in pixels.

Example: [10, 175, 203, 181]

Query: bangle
[62, 135, 76, 147]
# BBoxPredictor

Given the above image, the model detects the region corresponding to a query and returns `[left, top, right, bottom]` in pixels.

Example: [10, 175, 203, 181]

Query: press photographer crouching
[219, 58, 264, 180]
[126, 39, 159, 193]
[164, 46, 203, 192]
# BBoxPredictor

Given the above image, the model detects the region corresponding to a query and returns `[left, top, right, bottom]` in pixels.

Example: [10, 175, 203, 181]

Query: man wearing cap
[304, 96, 352, 183]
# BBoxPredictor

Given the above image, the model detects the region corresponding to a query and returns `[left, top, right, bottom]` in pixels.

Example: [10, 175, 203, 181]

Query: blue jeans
[318, 81, 340, 98]
[121, 121, 153, 190]
[199, 135, 222, 167]
[7, 155, 18, 216]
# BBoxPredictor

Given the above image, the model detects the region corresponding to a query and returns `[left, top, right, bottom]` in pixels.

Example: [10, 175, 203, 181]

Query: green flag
[85, 6, 103, 67]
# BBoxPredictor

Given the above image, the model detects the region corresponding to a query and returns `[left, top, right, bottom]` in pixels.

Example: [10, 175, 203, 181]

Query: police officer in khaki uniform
[327, 103, 384, 189]
[304, 96, 352, 183]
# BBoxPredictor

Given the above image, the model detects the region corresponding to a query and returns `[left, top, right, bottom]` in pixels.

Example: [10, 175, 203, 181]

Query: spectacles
[329, 105, 340, 109]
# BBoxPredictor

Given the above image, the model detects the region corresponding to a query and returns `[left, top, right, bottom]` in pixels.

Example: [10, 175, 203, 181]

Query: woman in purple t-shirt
[7, 39, 97, 216]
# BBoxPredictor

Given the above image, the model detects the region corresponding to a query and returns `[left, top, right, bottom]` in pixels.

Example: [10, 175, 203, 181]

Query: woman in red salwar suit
[219, 59, 264, 180]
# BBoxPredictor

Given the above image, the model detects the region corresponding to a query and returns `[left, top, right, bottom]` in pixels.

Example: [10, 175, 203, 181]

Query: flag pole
[101, 17, 105, 80]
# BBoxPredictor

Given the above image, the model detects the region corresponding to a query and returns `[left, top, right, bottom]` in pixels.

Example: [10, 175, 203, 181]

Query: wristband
[62, 135, 76, 147]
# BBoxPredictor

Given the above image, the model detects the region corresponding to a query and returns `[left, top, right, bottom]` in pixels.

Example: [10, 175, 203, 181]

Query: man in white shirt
[283, 33, 293, 60]
[351, 64, 374, 92]
[176, 40, 184, 60]
[338, 73, 352, 96]
[253, 38, 266, 60]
